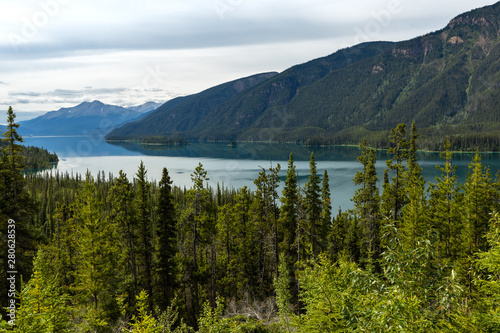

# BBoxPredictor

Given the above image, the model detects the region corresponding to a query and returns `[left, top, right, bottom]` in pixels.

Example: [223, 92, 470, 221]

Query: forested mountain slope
[108, 2, 500, 149]
[106, 72, 279, 140]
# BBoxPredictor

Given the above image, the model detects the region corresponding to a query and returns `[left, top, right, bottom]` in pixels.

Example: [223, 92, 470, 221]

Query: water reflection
[22, 137, 500, 210]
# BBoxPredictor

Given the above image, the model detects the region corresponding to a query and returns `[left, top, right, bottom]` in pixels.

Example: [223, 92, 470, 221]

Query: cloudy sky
[0, 0, 496, 120]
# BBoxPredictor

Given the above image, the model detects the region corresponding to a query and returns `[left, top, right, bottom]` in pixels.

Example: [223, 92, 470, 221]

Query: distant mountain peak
[89, 100, 104, 106]
[127, 101, 163, 113]
[19, 100, 154, 136]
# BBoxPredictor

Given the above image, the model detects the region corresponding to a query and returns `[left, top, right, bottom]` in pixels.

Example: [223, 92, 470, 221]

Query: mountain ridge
[106, 72, 279, 139]
[109, 1, 500, 149]
[19, 100, 161, 136]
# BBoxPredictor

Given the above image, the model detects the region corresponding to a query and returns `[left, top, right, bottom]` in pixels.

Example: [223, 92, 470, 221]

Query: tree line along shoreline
[1, 107, 500, 331]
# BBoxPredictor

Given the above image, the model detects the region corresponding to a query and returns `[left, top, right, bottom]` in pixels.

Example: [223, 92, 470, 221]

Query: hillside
[19, 100, 159, 136]
[106, 43, 393, 140]
[108, 2, 500, 150]
[106, 72, 279, 140]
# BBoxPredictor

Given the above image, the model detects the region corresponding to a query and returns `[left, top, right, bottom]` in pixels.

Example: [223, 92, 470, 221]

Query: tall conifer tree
[280, 153, 298, 262]
[319, 169, 332, 253]
[305, 152, 322, 257]
[135, 161, 154, 312]
[0, 107, 35, 313]
[352, 139, 380, 268]
[401, 122, 427, 250]
[428, 140, 462, 260]
[109, 170, 139, 304]
[155, 167, 177, 310]
[384, 123, 409, 223]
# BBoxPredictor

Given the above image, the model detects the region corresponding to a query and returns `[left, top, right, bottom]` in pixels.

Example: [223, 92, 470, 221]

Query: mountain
[19, 100, 160, 136]
[126, 101, 163, 113]
[106, 43, 392, 140]
[106, 72, 279, 140]
[109, 2, 500, 149]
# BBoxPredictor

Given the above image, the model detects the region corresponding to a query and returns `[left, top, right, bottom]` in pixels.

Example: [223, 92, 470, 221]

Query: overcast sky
[0, 0, 497, 119]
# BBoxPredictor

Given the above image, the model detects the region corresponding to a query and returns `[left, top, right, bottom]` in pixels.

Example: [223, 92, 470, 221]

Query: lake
[23, 135, 500, 210]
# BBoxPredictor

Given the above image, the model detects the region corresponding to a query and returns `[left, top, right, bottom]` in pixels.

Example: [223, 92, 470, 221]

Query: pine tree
[252, 163, 281, 279]
[231, 187, 255, 296]
[178, 162, 213, 325]
[384, 123, 409, 223]
[305, 152, 322, 257]
[461, 151, 493, 297]
[155, 167, 178, 310]
[320, 170, 332, 253]
[280, 153, 299, 264]
[109, 170, 139, 306]
[428, 140, 462, 260]
[51, 203, 79, 293]
[352, 139, 380, 268]
[401, 123, 427, 251]
[0, 107, 36, 316]
[2, 106, 25, 214]
[74, 172, 118, 319]
[250, 166, 280, 298]
[135, 161, 154, 312]
[279, 154, 301, 312]
[463, 150, 492, 254]
[216, 186, 257, 300]
[269, 163, 281, 279]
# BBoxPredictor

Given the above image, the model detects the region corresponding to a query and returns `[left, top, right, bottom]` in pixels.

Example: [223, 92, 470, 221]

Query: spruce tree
[320, 169, 332, 252]
[352, 139, 380, 268]
[401, 122, 427, 250]
[280, 153, 298, 263]
[428, 140, 462, 260]
[109, 170, 139, 304]
[155, 167, 177, 310]
[463, 150, 492, 254]
[269, 163, 281, 278]
[384, 123, 409, 223]
[0, 107, 35, 314]
[461, 151, 492, 297]
[2, 106, 25, 213]
[74, 172, 118, 318]
[250, 166, 280, 298]
[135, 161, 154, 312]
[305, 152, 322, 257]
[178, 162, 212, 324]
[279, 154, 301, 311]
[253, 163, 281, 279]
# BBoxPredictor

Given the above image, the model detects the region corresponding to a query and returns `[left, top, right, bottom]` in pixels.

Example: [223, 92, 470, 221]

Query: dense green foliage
[19, 146, 58, 170]
[4, 116, 500, 331]
[108, 2, 500, 151]
[0, 108, 59, 170]
[0, 140, 57, 171]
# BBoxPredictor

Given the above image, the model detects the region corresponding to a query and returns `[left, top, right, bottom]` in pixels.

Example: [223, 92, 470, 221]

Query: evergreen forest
[2, 108, 500, 332]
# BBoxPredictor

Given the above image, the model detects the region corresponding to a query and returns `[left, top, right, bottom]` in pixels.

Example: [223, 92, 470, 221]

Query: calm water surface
[23, 136, 500, 210]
